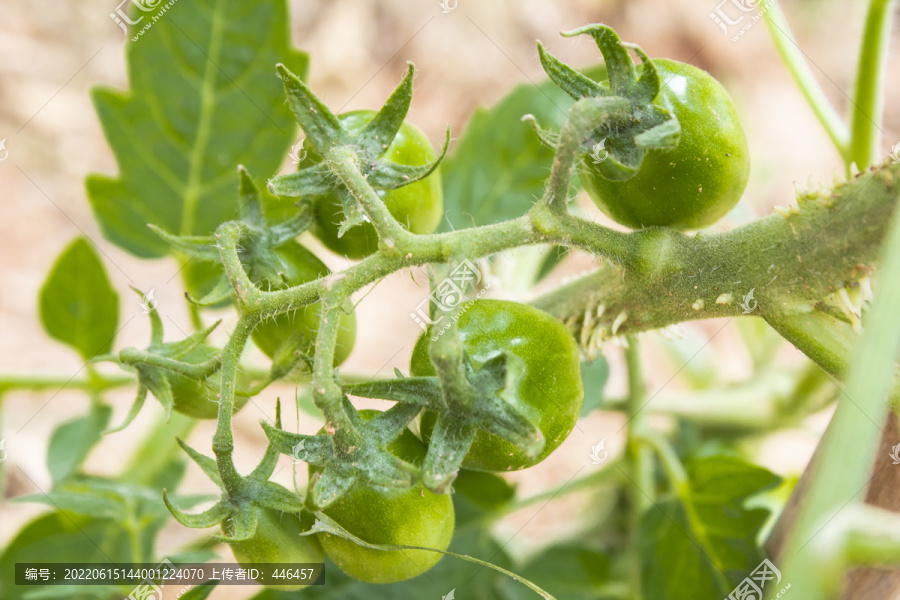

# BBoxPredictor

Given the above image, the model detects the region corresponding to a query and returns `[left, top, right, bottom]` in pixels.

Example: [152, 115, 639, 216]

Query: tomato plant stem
[772, 161, 900, 600]
[764, 4, 851, 164]
[625, 335, 652, 600]
[849, 0, 898, 170]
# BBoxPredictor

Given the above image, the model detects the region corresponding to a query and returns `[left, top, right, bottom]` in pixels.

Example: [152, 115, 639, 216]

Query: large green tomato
[169, 344, 249, 420]
[312, 410, 454, 584]
[247, 240, 356, 367]
[411, 299, 583, 472]
[303, 110, 443, 259]
[582, 59, 750, 230]
[226, 507, 324, 591]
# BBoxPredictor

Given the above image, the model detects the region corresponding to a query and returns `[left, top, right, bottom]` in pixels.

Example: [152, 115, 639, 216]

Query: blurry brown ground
[1, 0, 898, 597]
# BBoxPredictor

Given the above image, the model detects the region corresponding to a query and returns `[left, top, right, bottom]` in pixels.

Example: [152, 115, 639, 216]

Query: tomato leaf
[47, 402, 112, 483]
[0, 513, 134, 600]
[86, 0, 308, 258]
[497, 544, 610, 600]
[637, 455, 781, 599]
[39, 237, 119, 360]
[579, 357, 609, 416]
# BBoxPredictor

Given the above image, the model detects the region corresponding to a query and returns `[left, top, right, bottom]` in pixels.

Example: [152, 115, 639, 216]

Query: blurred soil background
[1, 0, 898, 597]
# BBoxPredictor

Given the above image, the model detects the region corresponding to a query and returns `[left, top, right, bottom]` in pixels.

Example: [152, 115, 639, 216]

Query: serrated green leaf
[637, 455, 781, 599]
[39, 237, 119, 359]
[47, 403, 112, 483]
[86, 0, 308, 257]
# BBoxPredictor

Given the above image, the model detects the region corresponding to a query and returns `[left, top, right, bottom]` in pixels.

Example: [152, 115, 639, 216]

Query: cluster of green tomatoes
[170, 52, 749, 585]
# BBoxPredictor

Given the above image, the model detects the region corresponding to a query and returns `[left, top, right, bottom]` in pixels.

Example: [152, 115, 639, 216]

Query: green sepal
[422, 415, 476, 493]
[214, 502, 259, 543]
[268, 62, 449, 237]
[147, 226, 219, 261]
[345, 376, 444, 407]
[308, 468, 356, 510]
[357, 62, 416, 157]
[537, 24, 681, 182]
[365, 126, 451, 190]
[277, 63, 347, 154]
[521, 114, 560, 149]
[247, 399, 284, 481]
[237, 165, 265, 227]
[176, 438, 224, 490]
[163, 492, 229, 529]
[110, 311, 221, 431]
[186, 276, 233, 307]
[261, 399, 421, 509]
[267, 163, 334, 197]
[259, 422, 334, 466]
[252, 481, 305, 513]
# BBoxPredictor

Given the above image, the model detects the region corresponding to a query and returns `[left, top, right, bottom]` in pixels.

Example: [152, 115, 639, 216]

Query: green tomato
[412, 300, 583, 472]
[226, 507, 324, 591]
[582, 59, 750, 230]
[312, 410, 455, 584]
[303, 110, 443, 259]
[247, 240, 356, 367]
[169, 344, 249, 420]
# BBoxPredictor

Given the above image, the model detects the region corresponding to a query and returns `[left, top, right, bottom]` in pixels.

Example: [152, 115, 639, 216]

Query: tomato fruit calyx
[268, 62, 449, 238]
[261, 401, 423, 510]
[163, 401, 311, 546]
[346, 347, 544, 493]
[535, 23, 681, 181]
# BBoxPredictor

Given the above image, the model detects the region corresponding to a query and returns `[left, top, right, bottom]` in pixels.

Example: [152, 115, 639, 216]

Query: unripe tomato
[247, 240, 356, 367]
[226, 507, 324, 591]
[311, 410, 454, 583]
[169, 344, 249, 420]
[411, 300, 583, 472]
[302, 110, 443, 259]
[582, 59, 750, 230]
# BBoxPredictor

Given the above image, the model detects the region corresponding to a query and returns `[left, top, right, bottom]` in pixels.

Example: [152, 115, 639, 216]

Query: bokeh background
[1, 0, 898, 597]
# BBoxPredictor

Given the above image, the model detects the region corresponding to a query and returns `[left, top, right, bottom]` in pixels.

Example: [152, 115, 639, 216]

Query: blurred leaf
[439, 66, 605, 232]
[39, 238, 119, 359]
[451, 470, 516, 526]
[637, 456, 781, 599]
[86, 0, 308, 257]
[497, 544, 609, 600]
[453, 470, 516, 511]
[580, 357, 609, 416]
[47, 403, 112, 483]
[178, 581, 218, 600]
[0, 512, 134, 600]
